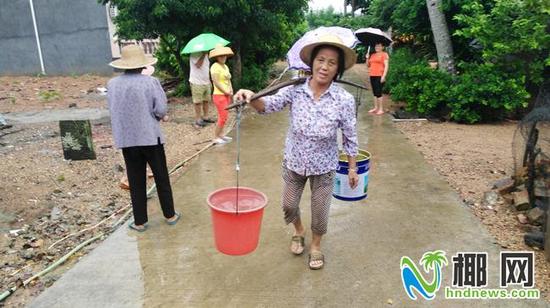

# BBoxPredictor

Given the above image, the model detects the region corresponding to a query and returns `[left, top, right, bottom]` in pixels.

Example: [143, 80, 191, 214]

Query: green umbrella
[181, 33, 230, 55]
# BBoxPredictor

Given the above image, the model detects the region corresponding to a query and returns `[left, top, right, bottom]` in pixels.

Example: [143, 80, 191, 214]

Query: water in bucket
[207, 187, 268, 255]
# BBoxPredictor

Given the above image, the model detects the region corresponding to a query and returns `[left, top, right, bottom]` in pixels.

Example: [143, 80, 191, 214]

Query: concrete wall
[0, 0, 42, 74]
[0, 0, 113, 75]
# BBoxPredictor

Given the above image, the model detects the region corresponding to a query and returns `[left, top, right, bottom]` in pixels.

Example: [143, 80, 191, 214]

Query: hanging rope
[235, 105, 244, 215]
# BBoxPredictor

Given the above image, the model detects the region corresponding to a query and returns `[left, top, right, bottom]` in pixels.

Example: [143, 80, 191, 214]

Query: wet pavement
[30, 70, 547, 307]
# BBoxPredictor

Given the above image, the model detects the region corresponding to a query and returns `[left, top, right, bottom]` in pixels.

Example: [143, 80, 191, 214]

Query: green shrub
[355, 45, 367, 64]
[448, 63, 529, 123]
[240, 64, 270, 91]
[172, 82, 190, 97]
[387, 50, 531, 123]
[391, 64, 453, 117]
[385, 48, 421, 94]
[155, 38, 186, 78]
[387, 48, 452, 116]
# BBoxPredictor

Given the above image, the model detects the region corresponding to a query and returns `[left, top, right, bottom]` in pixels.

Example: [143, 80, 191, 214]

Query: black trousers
[122, 143, 175, 225]
[370, 76, 383, 98]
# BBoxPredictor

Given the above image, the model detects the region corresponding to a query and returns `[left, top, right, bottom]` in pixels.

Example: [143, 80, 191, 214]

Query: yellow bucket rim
[338, 149, 371, 162]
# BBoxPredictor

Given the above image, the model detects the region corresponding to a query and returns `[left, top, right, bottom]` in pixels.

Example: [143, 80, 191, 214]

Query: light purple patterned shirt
[107, 73, 167, 149]
[262, 79, 359, 176]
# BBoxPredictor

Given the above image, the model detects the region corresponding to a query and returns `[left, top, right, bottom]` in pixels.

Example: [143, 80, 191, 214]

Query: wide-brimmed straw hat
[109, 45, 157, 70]
[209, 45, 234, 59]
[300, 35, 357, 70]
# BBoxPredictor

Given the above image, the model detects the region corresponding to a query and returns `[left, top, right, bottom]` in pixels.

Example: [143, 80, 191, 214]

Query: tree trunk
[232, 43, 242, 88]
[426, 0, 456, 74]
[351, 0, 356, 17]
[343, 0, 347, 16]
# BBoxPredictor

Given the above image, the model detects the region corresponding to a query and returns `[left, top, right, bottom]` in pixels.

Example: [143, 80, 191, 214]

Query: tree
[426, 0, 456, 73]
[101, 0, 308, 89]
[366, 0, 475, 61]
[345, 0, 370, 17]
[454, 0, 550, 96]
[306, 7, 341, 28]
[343, 0, 347, 16]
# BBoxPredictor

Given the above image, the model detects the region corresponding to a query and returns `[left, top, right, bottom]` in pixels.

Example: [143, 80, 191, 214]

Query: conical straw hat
[209, 45, 234, 59]
[299, 35, 357, 70]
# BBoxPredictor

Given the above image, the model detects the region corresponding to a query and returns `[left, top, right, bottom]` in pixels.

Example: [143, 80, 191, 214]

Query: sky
[308, 0, 344, 13]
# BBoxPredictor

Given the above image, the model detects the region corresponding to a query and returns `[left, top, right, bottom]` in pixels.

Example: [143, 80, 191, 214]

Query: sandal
[119, 181, 130, 190]
[309, 251, 325, 270]
[128, 221, 148, 232]
[193, 120, 207, 129]
[368, 108, 377, 113]
[166, 212, 181, 225]
[290, 235, 305, 255]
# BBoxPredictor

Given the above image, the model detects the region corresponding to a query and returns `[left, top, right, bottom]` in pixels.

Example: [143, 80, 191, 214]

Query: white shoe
[222, 136, 233, 141]
[213, 138, 228, 145]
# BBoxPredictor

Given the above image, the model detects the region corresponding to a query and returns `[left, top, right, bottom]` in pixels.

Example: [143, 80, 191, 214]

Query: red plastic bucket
[207, 187, 268, 255]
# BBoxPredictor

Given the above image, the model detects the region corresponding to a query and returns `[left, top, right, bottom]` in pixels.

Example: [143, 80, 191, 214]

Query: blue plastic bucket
[333, 149, 370, 201]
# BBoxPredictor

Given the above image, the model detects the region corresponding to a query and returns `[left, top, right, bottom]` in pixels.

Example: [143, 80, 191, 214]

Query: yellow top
[210, 62, 232, 95]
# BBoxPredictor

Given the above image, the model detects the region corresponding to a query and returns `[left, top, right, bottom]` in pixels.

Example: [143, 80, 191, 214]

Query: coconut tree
[426, 0, 456, 74]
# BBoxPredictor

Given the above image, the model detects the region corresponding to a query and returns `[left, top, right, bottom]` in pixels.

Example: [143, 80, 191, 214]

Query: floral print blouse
[262, 78, 358, 176]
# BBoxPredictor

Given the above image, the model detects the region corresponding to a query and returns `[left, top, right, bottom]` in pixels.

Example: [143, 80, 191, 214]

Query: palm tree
[426, 0, 456, 74]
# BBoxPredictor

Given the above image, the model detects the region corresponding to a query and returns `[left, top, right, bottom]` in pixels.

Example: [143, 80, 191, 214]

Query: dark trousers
[122, 144, 175, 225]
[370, 76, 383, 97]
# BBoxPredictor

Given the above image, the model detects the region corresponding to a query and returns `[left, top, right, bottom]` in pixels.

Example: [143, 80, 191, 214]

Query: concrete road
[30, 68, 547, 307]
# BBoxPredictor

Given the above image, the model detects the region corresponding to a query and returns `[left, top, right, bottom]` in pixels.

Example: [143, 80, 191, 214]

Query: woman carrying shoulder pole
[235, 35, 359, 270]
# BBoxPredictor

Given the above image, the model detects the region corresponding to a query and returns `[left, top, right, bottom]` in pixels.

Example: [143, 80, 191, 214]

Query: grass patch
[38, 90, 62, 102]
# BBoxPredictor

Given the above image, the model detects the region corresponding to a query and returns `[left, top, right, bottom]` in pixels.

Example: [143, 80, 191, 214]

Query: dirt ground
[394, 120, 550, 300]
[0, 75, 223, 306]
[1, 70, 549, 305]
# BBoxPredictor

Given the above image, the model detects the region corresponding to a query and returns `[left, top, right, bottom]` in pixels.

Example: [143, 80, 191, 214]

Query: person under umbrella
[366, 42, 389, 115]
[235, 35, 359, 270]
[181, 33, 230, 129]
[354, 28, 392, 115]
[189, 52, 215, 128]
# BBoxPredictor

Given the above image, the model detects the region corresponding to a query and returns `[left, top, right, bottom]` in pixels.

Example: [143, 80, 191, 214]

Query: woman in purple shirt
[235, 35, 359, 270]
[108, 45, 181, 232]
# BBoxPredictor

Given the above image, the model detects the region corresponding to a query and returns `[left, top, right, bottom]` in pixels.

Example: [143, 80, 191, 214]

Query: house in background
[106, 4, 159, 59]
[0, 0, 158, 76]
